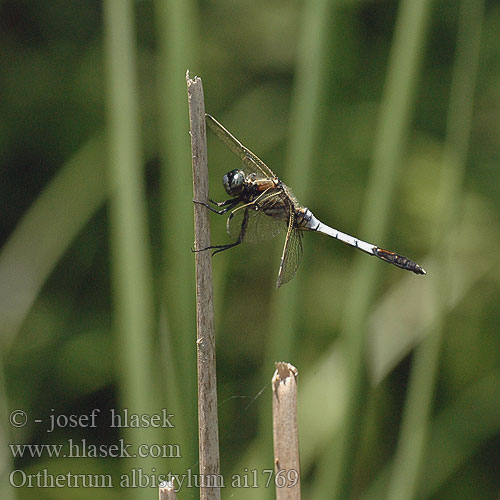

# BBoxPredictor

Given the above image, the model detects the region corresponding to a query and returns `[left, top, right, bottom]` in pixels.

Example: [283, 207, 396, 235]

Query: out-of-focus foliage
[1, 0, 499, 499]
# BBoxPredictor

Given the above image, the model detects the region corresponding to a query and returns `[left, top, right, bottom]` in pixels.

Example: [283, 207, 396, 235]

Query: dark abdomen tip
[374, 248, 426, 275]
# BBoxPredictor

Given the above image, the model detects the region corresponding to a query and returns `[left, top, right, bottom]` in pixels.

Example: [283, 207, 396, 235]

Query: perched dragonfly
[196, 114, 426, 288]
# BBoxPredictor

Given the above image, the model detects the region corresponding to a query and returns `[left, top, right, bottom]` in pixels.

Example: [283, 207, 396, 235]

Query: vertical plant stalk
[159, 481, 177, 499]
[267, 0, 336, 373]
[272, 362, 301, 500]
[325, 0, 433, 498]
[155, 0, 198, 467]
[0, 135, 106, 349]
[103, 0, 157, 490]
[258, 0, 338, 481]
[186, 72, 221, 500]
[386, 1, 484, 499]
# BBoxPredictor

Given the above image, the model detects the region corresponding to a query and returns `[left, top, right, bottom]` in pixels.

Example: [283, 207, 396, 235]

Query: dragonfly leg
[212, 240, 242, 255]
[192, 239, 243, 255]
[209, 198, 235, 207]
[192, 206, 249, 255]
[193, 197, 240, 215]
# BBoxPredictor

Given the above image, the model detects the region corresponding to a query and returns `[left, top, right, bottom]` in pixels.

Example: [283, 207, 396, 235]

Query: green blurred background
[1, 0, 499, 499]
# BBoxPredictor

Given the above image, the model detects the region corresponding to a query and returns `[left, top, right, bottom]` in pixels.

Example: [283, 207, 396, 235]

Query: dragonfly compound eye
[223, 169, 246, 196]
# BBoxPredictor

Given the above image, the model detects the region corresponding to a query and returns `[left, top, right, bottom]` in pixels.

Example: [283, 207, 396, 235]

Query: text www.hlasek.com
[9, 439, 181, 459]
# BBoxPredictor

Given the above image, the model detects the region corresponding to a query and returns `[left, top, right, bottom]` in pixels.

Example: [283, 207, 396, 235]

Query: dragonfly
[196, 113, 426, 288]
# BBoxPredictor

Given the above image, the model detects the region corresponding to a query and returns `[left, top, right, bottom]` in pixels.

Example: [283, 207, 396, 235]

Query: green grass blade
[386, 1, 484, 498]
[103, 0, 159, 490]
[155, 0, 200, 473]
[362, 368, 500, 500]
[255, 1, 340, 497]
[230, 2, 341, 498]
[0, 134, 107, 348]
[314, 0, 434, 498]
[267, 0, 338, 363]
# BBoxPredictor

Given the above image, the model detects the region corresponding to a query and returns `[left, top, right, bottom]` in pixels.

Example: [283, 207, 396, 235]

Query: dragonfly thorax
[223, 169, 247, 197]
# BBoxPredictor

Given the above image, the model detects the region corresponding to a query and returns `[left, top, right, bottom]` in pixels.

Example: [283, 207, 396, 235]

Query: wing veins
[276, 210, 303, 288]
[206, 114, 276, 179]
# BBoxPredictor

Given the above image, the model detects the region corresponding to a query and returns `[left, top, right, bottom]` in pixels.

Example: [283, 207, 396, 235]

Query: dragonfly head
[223, 169, 246, 197]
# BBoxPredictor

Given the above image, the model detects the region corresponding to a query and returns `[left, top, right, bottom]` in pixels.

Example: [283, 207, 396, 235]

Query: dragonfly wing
[206, 114, 276, 179]
[227, 202, 287, 243]
[276, 216, 304, 288]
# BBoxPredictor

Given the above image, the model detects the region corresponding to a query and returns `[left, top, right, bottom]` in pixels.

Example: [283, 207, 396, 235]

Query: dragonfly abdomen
[373, 248, 426, 275]
[304, 212, 426, 274]
[306, 214, 376, 255]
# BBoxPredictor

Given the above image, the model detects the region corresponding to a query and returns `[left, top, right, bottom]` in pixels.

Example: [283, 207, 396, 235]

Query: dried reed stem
[159, 481, 177, 499]
[186, 71, 221, 500]
[272, 362, 301, 500]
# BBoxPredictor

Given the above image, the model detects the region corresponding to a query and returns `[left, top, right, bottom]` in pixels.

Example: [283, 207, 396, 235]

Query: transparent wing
[206, 114, 276, 179]
[276, 217, 304, 288]
[227, 197, 288, 243]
